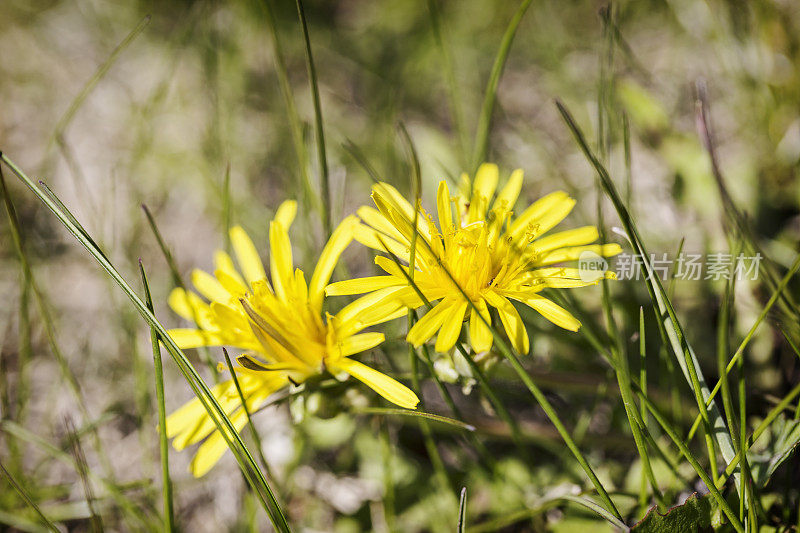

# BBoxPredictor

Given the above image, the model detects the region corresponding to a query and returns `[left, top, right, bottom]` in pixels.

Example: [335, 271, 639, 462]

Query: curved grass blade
[556, 100, 737, 469]
[357, 408, 476, 432]
[471, 0, 533, 172]
[0, 153, 291, 533]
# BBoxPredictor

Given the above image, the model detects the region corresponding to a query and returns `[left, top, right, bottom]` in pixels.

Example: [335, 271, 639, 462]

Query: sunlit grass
[1, 1, 800, 531]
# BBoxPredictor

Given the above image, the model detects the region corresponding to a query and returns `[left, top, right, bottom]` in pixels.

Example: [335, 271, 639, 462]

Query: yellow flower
[326, 163, 622, 356]
[165, 201, 419, 477]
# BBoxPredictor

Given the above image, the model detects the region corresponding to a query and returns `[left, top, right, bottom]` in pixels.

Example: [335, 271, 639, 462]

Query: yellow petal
[353, 225, 411, 265]
[509, 293, 581, 332]
[469, 299, 493, 353]
[492, 168, 523, 213]
[532, 226, 599, 254]
[484, 292, 529, 354]
[336, 287, 402, 329]
[165, 381, 231, 439]
[509, 191, 572, 241]
[332, 358, 419, 409]
[230, 226, 267, 285]
[168, 288, 214, 329]
[189, 408, 249, 477]
[213, 251, 246, 287]
[308, 216, 359, 308]
[357, 206, 407, 244]
[436, 180, 453, 235]
[326, 276, 404, 296]
[214, 269, 249, 297]
[167, 328, 225, 349]
[468, 163, 499, 222]
[329, 332, 385, 360]
[534, 243, 622, 266]
[275, 200, 297, 229]
[435, 300, 467, 352]
[407, 300, 452, 348]
[269, 221, 293, 301]
[192, 269, 230, 303]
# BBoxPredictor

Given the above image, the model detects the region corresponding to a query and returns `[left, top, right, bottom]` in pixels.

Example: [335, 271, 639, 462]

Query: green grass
[1, 1, 800, 531]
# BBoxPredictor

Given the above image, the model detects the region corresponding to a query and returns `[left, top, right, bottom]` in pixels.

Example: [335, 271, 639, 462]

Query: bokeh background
[1, 0, 799, 531]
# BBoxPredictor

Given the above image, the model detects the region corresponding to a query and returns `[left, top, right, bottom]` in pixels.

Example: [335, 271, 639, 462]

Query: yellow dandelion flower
[165, 200, 419, 477]
[326, 163, 622, 356]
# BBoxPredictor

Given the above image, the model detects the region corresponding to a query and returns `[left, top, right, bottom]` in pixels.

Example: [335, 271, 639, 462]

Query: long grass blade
[0, 167, 116, 482]
[294, 0, 331, 238]
[139, 263, 175, 532]
[427, 0, 469, 169]
[0, 462, 61, 533]
[357, 407, 476, 431]
[556, 100, 738, 469]
[261, 0, 320, 224]
[471, 0, 533, 172]
[0, 153, 291, 533]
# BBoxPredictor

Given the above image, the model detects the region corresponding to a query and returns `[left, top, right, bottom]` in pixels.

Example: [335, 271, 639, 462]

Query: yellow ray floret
[326, 164, 622, 356]
[165, 201, 419, 477]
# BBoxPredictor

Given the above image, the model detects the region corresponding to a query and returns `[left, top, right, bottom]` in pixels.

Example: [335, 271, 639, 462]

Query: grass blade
[471, 0, 533, 171]
[457, 487, 467, 533]
[0, 153, 291, 533]
[356, 407, 476, 432]
[556, 100, 737, 469]
[139, 262, 175, 532]
[294, 0, 331, 238]
[0, 462, 61, 533]
[427, 0, 469, 169]
[261, 0, 320, 224]
[63, 417, 103, 533]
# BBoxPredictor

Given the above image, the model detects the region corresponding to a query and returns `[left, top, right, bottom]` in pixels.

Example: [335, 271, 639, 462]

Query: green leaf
[633, 493, 721, 533]
[749, 416, 800, 488]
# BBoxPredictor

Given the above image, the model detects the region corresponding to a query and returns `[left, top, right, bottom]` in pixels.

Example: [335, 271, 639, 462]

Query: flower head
[326, 163, 622, 356]
[166, 201, 419, 476]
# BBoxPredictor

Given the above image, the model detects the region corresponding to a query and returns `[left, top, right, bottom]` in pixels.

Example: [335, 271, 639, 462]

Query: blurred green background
[1, 0, 799, 531]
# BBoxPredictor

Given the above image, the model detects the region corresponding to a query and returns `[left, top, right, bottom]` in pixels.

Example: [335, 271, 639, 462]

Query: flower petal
[167, 328, 225, 349]
[484, 292, 529, 354]
[192, 269, 230, 303]
[332, 358, 419, 409]
[213, 250, 246, 287]
[269, 220, 293, 301]
[532, 226, 599, 254]
[329, 332, 385, 360]
[435, 300, 467, 353]
[230, 226, 267, 286]
[534, 243, 622, 266]
[407, 299, 452, 348]
[509, 293, 581, 332]
[275, 200, 297, 229]
[308, 216, 359, 309]
[492, 168, 523, 213]
[168, 288, 214, 329]
[468, 163, 499, 222]
[469, 298, 493, 353]
[436, 180, 454, 236]
[326, 276, 404, 296]
[189, 408, 249, 477]
[509, 191, 573, 242]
